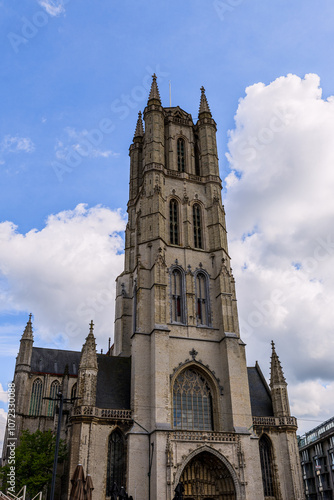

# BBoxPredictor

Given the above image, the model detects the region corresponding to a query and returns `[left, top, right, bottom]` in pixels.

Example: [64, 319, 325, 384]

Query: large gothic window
[171, 268, 185, 324]
[47, 380, 60, 416]
[177, 138, 185, 172]
[170, 199, 179, 245]
[193, 204, 202, 249]
[29, 378, 43, 416]
[259, 434, 276, 498]
[195, 272, 211, 326]
[173, 368, 213, 430]
[106, 429, 126, 495]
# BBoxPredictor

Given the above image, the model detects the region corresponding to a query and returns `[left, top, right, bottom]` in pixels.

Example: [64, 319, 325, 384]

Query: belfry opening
[180, 451, 236, 500]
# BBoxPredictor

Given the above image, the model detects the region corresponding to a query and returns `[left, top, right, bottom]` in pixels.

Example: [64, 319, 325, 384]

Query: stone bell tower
[112, 75, 304, 500]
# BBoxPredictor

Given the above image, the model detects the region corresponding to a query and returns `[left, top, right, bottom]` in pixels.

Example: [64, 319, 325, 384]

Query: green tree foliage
[0, 429, 67, 498]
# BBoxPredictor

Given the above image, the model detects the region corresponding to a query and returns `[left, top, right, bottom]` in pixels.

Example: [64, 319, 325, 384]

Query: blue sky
[1, 0, 334, 444]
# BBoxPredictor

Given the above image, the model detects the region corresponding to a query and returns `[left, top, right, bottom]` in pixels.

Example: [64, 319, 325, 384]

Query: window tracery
[106, 429, 126, 496]
[173, 368, 213, 430]
[259, 434, 276, 498]
[47, 380, 60, 416]
[29, 378, 43, 416]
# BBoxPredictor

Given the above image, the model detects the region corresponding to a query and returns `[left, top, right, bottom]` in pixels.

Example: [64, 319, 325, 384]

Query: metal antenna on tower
[169, 80, 171, 107]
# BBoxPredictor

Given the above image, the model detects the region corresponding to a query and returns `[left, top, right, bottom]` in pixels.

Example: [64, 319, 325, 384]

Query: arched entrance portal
[180, 451, 236, 500]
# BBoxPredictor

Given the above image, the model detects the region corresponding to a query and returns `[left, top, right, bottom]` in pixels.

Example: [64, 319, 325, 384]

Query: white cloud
[0, 204, 126, 352]
[37, 0, 65, 17]
[0, 408, 7, 456]
[0, 383, 7, 404]
[55, 128, 119, 162]
[0, 135, 35, 155]
[225, 73, 334, 435]
[290, 381, 334, 435]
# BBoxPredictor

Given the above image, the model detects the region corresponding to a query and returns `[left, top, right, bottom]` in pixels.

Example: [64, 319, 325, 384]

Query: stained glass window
[259, 434, 275, 497]
[106, 430, 126, 495]
[29, 378, 43, 416]
[173, 368, 213, 430]
[47, 380, 60, 416]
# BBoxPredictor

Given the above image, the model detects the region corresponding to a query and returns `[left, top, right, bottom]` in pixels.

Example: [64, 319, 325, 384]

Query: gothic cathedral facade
[2, 76, 304, 500]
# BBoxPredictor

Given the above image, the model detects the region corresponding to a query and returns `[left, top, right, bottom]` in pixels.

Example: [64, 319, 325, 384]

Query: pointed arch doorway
[179, 451, 236, 500]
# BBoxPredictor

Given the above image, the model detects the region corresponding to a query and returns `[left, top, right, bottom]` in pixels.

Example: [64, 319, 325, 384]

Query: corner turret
[143, 74, 165, 167]
[196, 86, 219, 178]
[77, 321, 98, 407]
[147, 73, 161, 105]
[198, 86, 212, 117]
[270, 341, 291, 417]
[129, 111, 144, 202]
[16, 313, 34, 370]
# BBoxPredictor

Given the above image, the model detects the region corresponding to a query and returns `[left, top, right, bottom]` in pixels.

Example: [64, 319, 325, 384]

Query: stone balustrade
[253, 416, 297, 427]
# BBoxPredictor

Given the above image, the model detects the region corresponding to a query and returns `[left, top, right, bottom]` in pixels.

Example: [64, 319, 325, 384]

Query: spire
[79, 321, 98, 370]
[148, 74, 161, 104]
[133, 111, 144, 139]
[22, 313, 33, 340]
[17, 314, 34, 369]
[198, 86, 212, 116]
[270, 341, 286, 387]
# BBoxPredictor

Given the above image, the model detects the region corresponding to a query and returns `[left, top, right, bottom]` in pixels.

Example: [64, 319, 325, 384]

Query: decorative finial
[22, 314, 33, 340]
[134, 111, 144, 139]
[148, 74, 161, 103]
[89, 320, 94, 334]
[270, 340, 286, 386]
[198, 86, 212, 116]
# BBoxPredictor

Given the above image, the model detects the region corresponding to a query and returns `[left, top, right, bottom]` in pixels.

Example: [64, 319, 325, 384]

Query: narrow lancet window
[173, 368, 213, 430]
[170, 199, 179, 245]
[194, 135, 201, 176]
[47, 380, 60, 416]
[171, 268, 185, 323]
[259, 435, 276, 497]
[29, 378, 43, 416]
[193, 204, 202, 249]
[106, 430, 126, 496]
[177, 138, 185, 172]
[71, 383, 77, 402]
[196, 272, 210, 326]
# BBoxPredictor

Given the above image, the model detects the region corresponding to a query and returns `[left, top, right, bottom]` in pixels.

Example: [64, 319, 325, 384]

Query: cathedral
[2, 75, 304, 500]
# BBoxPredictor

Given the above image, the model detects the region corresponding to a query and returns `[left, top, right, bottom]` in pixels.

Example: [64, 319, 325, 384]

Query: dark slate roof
[31, 347, 81, 376]
[247, 364, 274, 417]
[31, 347, 131, 410]
[96, 355, 131, 409]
